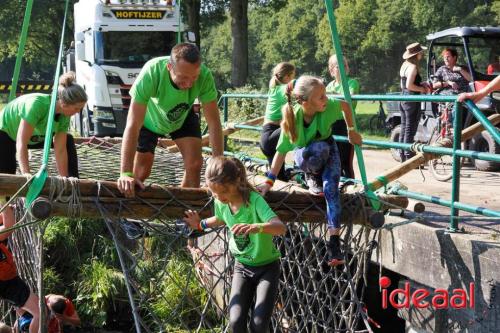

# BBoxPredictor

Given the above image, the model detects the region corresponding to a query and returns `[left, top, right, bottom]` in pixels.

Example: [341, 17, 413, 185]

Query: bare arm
[202, 100, 223, 156]
[117, 100, 147, 197]
[0, 205, 15, 241]
[62, 311, 81, 327]
[231, 216, 286, 236]
[458, 75, 500, 103]
[405, 65, 426, 93]
[184, 210, 225, 230]
[340, 101, 363, 145]
[257, 152, 287, 195]
[53, 132, 68, 177]
[16, 120, 35, 175]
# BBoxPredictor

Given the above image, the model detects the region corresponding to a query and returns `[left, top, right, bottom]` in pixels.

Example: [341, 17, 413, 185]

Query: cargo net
[7, 137, 379, 332]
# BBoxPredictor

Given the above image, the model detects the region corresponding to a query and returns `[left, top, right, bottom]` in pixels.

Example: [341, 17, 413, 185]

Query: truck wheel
[390, 125, 402, 162]
[470, 130, 500, 171]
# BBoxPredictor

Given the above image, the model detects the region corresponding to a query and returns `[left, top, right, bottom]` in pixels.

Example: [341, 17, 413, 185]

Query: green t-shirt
[0, 93, 70, 144]
[265, 84, 288, 122]
[276, 98, 343, 154]
[130, 56, 218, 135]
[326, 77, 360, 110]
[214, 191, 280, 266]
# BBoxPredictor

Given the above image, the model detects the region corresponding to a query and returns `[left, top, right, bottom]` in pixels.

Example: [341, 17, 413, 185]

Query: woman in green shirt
[326, 55, 360, 180]
[184, 156, 286, 333]
[260, 62, 295, 180]
[0, 72, 86, 177]
[259, 75, 362, 267]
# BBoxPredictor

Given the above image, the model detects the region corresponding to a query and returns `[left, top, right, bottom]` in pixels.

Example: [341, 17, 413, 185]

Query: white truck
[68, 0, 192, 137]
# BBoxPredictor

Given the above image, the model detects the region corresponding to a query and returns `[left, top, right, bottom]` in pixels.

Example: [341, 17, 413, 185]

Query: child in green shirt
[258, 75, 362, 267]
[326, 55, 360, 179]
[260, 62, 295, 181]
[184, 156, 286, 332]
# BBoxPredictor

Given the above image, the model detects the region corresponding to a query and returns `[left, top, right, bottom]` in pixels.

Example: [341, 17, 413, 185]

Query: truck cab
[70, 0, 190, 137]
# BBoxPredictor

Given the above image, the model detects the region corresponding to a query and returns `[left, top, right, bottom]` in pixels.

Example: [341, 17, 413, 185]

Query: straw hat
[403, 42, 427, 59]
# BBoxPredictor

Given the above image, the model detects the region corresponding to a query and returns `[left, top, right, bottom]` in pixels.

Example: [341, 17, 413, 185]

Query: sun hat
[403, 42, 427, 59]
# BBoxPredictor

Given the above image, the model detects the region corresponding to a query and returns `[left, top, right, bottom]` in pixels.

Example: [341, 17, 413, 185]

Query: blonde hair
[58, 71, 87, 105]
[269, 62, 295, 88]
[205, 156, 254, 205]
[281, 75, 324, 143]
[328, 54, 350, 76]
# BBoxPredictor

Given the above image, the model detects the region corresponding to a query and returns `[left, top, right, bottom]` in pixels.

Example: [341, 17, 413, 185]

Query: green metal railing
[218, 91, 500, 231]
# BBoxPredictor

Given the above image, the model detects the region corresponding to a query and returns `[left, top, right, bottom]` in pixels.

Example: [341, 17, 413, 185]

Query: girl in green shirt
[184, 156, 286, 333]
[0, 72, 87, 178]
[260, 62, 295, 181]
[326, 55, 360, 179]
[259, 75, 362, 267]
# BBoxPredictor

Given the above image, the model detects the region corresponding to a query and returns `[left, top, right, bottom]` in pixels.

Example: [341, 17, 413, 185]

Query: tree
[230, 0, 249, 87]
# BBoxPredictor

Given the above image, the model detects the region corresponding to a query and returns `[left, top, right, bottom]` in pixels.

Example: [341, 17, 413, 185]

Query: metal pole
[450, 102, 463, 232]
[9, 0, 35, 102]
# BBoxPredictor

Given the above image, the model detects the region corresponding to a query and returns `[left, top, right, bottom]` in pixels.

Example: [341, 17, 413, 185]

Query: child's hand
[348, 130, 363, 146]
[231, 223, 259, 235]
[257, 182, 272, 195]
[183, 210, 201, 230]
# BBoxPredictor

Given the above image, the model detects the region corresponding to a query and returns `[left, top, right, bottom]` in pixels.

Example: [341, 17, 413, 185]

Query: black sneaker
[305, 173, 323, 195]
[119, 219, 147, 240]
[327, 235, 345, 267]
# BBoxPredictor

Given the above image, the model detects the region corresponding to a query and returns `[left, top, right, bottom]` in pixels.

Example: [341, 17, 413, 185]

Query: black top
[401, 72, 422, 95]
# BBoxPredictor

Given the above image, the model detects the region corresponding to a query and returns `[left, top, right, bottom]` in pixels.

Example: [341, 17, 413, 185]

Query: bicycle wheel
[369, 114, 385, 132]
[428, 130, 455, 182]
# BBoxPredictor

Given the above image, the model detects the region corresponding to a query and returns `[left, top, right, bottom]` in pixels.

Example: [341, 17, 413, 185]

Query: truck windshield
[467, 36, 500, 76]
[95, 31, 177, 67]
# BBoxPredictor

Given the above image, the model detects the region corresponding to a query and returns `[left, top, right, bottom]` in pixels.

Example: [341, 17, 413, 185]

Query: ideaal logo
[380, 276, 475, 309]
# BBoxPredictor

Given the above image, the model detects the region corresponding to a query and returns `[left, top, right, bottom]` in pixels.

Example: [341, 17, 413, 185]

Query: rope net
[4, 138, 379, 332]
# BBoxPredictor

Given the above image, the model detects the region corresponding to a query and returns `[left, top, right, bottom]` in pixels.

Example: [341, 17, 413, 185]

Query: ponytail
[281, 82, 297, 142]
[280, 75, 324, 143]
[269, 62, 295, 88]
[58, 71, 87, 105]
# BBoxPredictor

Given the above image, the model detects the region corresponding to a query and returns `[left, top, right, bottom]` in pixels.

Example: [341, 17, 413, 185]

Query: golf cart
[388, 26, 500, 171]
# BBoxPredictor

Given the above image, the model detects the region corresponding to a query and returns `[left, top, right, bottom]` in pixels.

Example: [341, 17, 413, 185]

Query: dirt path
[354, 149, 500, 234]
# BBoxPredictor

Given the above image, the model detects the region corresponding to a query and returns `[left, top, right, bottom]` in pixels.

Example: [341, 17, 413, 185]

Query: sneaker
[119, 219, 147, 240]
[327, 235, 345, 267]
[305, 173, 323, 195]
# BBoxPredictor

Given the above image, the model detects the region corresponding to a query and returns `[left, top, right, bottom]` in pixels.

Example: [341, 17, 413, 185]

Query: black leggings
[331, 120, 355, 179]
[0, 130, 79, 178]
[399, 98, 421, 161]
[229, 260, 280, 333]
[260, 123, 287, 180]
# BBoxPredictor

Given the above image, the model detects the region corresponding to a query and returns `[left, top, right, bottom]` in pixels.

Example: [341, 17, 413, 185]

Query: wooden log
[461, 113, 500, 142]
[407, 199, 426, 213]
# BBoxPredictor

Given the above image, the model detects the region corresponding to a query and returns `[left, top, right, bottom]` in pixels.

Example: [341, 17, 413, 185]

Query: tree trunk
[230, 0, 248, 87]
[184, 0, 201, 47]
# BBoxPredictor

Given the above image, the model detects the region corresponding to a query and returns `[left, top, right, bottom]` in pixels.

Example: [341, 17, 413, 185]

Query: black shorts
[0, 276, 31, 307]
[137, 111, 201, 154]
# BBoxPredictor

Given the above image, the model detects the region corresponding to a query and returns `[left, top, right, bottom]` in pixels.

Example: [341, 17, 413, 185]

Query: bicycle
[427, 98, 463, 182]
[369, 101, 390, 134]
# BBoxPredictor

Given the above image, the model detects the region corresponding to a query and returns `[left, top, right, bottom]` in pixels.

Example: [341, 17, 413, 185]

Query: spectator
[398, 42, 431, 162]
[487, 55, 500, 75]
[432, 48, 472, 93]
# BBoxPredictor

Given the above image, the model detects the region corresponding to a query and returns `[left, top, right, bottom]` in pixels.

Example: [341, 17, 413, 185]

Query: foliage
[75, 260, 127, 327]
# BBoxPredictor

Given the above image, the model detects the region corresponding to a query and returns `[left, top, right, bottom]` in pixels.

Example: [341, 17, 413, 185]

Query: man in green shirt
[118, 43, 223, 197]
